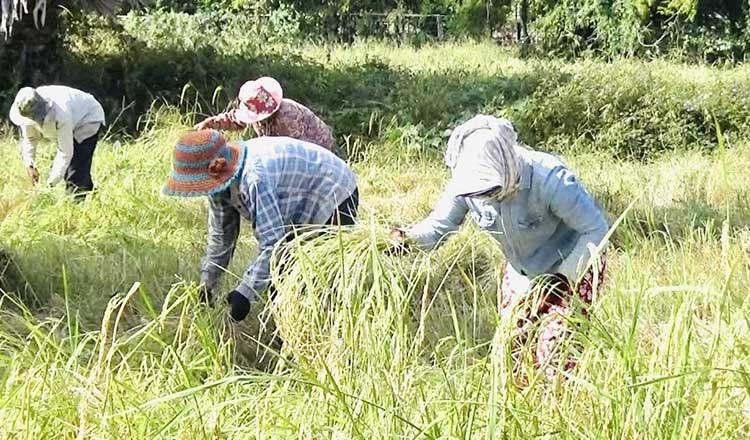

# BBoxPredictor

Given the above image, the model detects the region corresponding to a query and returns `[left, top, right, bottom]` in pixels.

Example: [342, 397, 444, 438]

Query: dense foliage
[144, 0, 750, 59]
[3, 19, 747, 160]
[528, 0, 750, 60]
[0, 0, 139, 37]
[4, 0, 750, 60]
[2, 1, 750, 159]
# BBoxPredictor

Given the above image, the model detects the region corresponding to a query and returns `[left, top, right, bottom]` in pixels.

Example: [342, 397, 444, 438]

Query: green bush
[6, 11, 750, 161]
[527, 0, 750, 60]
[446, 0, 512, 39]
[513, 60, 750, 158]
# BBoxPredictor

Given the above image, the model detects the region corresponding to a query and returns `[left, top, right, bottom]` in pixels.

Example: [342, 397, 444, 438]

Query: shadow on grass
[0, 236, 192, 324]
[1, 29, 559, 153]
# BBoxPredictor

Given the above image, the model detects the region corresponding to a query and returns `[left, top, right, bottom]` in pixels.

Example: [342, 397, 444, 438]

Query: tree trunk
[516, 0, 529, 42]
[486, 0, 492, 38]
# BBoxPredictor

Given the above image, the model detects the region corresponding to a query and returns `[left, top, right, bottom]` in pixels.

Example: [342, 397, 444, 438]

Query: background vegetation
[4, 1, 750, 137]
[1, 42, 750, 438]
[2, 0, 750, 438]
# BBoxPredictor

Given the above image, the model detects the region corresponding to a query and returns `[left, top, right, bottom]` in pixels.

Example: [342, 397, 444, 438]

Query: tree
[515, 0, 528, 41]
[1, 1, 141, 116]
[2, 0, 141, 38]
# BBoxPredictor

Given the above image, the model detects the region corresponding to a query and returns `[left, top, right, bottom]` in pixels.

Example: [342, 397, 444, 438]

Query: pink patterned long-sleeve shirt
[206, 98, 335, 150]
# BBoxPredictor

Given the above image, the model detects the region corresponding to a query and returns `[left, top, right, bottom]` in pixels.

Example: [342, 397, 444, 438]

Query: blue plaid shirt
[201, 136, 358, 299]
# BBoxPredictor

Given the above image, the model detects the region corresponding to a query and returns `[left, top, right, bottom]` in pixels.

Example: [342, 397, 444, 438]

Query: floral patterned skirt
[500, 253, 608, 380]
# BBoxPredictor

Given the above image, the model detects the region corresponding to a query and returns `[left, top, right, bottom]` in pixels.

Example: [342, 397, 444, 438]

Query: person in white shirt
[9, 86, 106, 199]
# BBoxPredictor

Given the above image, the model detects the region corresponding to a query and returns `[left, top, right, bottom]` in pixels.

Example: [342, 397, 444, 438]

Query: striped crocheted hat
[163, 130, 246, 197]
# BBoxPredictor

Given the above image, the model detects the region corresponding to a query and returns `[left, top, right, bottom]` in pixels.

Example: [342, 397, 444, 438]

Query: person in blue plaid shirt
[163, 130, 359, 321]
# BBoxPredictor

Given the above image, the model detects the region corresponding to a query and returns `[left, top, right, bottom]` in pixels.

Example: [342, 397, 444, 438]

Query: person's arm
[201, 193, 241, 292]
[18, 124, 40, 169]
[47, 120, 75, 186]
[406, 189, 470, 251]
[234, 180, 287, 300]
[547, 167, 609, 281]
[194, 110, 246, 131]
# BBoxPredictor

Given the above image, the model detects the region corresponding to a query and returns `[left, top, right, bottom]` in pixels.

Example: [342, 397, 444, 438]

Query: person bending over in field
[163, 129, 359, 321]
[390, 115, 609, 380]
[9, 86, 105, 200]
[193, 77, 336, 151]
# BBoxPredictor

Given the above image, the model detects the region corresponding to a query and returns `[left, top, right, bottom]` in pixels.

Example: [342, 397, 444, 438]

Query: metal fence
[117, 10, 450, 41]
[340, 12, 447, 40]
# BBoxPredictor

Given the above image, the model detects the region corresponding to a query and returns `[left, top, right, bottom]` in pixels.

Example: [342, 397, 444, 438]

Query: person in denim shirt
[391, 115, 609, 380]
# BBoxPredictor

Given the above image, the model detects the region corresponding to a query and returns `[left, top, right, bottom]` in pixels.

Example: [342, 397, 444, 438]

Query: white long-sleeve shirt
[9, 86, 105, 186]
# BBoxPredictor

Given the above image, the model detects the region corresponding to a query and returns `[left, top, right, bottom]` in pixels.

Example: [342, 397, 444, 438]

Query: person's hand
[193, 117, 215, 131]
[227, 290, 251, 321]
[390, 228, 406, 240]
[199, 285, 214, 305]
[534, 273, 572, 313]
[27, 166, 39, 185]
[386, 227, 410, 255]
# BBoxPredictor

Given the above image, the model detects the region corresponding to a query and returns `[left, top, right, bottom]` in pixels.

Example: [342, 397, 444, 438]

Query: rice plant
[1, 45, 750, 438]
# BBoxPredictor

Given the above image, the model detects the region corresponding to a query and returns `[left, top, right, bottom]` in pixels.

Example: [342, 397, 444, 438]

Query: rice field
[1, 44, 750, 439]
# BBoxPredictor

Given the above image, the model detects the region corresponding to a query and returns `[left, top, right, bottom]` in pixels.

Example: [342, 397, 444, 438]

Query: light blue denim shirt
[408, 148, 609, 281]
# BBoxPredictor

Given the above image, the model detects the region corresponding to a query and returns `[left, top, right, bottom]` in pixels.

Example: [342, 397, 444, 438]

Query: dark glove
[199, 285, 214, 305]
[227, 290, 251, 321]
[27, 166, 40, 185]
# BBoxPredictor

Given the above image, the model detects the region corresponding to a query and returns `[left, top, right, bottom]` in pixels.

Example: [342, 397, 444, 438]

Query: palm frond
[1, 0, 144, 39]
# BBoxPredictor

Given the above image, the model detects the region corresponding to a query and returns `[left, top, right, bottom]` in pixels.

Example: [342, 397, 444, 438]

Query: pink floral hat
[236, 77, 283, 124]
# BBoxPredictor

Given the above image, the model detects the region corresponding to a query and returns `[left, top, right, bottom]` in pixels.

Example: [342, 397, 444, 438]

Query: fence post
[437, 15, 444, 39]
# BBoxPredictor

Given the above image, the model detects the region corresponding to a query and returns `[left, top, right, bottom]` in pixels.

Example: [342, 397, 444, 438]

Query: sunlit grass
[2, 56, 750, 439]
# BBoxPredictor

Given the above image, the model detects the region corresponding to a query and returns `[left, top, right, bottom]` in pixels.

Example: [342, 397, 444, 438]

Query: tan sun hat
[9, 87, 49, 125]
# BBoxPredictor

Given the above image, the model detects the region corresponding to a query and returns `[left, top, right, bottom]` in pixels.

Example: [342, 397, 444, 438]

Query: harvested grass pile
[269, 224, 503, 370]
[270, 225, 414, 368]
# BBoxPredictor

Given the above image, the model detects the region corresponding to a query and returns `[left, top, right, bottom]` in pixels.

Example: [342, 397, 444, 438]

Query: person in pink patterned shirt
[194, 77, 336, 151]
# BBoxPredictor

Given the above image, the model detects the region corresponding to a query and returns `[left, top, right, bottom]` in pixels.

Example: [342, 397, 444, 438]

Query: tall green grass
[2, 61, 750, 439]
[48, 22, 750, 159]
